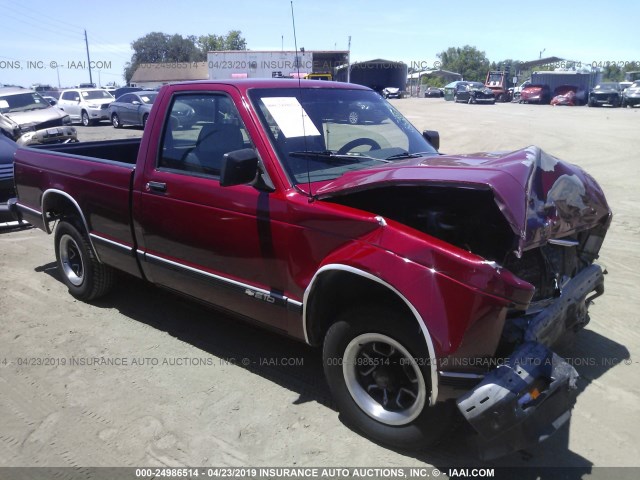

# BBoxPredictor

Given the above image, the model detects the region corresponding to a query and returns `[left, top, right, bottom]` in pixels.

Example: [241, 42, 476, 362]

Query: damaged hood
[2, 107, 67, 130]
[315, 146, 611, 256]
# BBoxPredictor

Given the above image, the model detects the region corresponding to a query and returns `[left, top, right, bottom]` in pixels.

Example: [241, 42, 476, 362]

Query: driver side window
[158, 94, 252, 178]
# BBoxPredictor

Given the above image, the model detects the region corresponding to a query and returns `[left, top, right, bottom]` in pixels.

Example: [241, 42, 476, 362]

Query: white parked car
[57, 88, 114, 126]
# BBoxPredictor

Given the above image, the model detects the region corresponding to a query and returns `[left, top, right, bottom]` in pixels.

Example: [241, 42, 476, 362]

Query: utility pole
[347, 35, 351, 83]
[84, 29, 93, 85]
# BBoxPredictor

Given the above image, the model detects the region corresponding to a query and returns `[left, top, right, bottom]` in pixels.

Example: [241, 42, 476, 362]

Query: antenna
[290, 1, 313, 200]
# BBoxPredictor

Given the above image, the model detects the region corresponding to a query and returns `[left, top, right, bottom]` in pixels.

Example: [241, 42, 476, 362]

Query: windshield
[0, 91, 51, 113]
[81, 90, 114, 100]
[469, 82, 485, 89]
[595, 83, 618, 90]
[249, 88, 437, 184]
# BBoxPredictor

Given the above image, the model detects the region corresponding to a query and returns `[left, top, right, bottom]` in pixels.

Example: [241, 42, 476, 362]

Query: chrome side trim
[41, 189, 101, 262]
[16, 202, 42, 216]
[89, 233, 134, 252]
[548, 238, 580, 247]
[303, 263, 439, 405]
[139, 250, 301, 310]
[439, 371, 486, 380]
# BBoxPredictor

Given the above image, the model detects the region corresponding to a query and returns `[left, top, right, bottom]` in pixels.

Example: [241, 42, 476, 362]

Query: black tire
[142, 113, 149, 129]
[54, 220, 115, 301]
[111, 113, 122, 128]
[81, 110, 91, 127]
[323, 307, 454, 449]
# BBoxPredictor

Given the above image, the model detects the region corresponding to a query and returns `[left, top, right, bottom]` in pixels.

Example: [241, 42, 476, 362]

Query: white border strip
[303, 264, 439, 405]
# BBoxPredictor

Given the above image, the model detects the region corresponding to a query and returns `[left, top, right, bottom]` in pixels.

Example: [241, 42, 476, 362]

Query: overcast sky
[1, 0, 638, 88]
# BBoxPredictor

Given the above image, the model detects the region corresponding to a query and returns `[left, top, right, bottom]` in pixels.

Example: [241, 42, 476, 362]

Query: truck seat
[184, 123, 244, 175]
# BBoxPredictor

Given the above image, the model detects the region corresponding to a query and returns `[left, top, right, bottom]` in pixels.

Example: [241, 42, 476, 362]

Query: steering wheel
[336, 138, 381, 155]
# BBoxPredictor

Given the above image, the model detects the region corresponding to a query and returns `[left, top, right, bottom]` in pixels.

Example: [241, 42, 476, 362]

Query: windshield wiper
[384, 151, 426, 160]
[289, 150, 390, 163]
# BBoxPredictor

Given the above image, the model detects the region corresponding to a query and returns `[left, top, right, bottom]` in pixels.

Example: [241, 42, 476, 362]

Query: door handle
[146, 181, 167, 193]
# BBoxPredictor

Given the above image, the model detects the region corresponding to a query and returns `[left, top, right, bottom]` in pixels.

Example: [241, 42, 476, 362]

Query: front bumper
[17, 126, 77, 146]
[590, 95, 620, 106]
[624, 95, 640, 106]
[87, 107, 110, 121]
[457, 342, 578, 460]
[451, 263, 605, 459]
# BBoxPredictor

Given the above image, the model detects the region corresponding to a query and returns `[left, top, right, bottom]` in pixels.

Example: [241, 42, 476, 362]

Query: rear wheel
[54, 220, 115, 301]
[323, 307, 454, 449]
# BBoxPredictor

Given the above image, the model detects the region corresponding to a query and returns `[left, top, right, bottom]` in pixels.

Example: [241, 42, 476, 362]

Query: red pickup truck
[10, 79, 611, 458]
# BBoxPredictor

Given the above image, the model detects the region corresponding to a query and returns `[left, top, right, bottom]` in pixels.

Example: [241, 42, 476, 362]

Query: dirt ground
[1, 100, 639, 472]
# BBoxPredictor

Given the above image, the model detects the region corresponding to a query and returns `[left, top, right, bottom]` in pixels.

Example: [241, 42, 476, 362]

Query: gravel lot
[1, 100, 639, 473]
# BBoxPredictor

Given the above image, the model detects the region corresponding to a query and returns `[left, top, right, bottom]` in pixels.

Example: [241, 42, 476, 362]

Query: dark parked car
[453, 82, 495, 104]
[423, 87, 444, 98]
[551, 85, 578, 106]
[0, 134, 17, 222]
[338, 100, 386, 124]
[622, 81, 640, 107]
[588, 83, 622, 107]
[382, 87, 402, 99]
[520, 84, 551, 104]
[110, 91, 158, 128]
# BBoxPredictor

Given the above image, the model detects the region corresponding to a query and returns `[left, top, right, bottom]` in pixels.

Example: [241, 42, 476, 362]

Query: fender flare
[41, 188, 101, 262]
[303, 263, 439, 405]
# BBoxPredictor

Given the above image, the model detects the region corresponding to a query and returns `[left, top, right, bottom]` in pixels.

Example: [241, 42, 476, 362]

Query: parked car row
[435, 80, 639, 108]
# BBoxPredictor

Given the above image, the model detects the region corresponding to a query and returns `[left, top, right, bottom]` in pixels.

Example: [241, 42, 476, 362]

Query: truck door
[134, 87, 293, 332]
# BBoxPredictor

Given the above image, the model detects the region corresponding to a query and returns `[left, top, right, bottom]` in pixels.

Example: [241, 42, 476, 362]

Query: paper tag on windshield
[262, 97, 320, 138]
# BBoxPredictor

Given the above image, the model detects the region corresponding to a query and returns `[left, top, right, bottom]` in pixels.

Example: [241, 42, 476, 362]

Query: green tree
[602, 64, 624, 81]
[124, 30, 247, 83]
[196, 30, 247, 55]
[437, 45, 490, 82]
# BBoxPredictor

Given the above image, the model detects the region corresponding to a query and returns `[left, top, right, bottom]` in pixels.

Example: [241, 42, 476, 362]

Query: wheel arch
[41, 189, 101, 262]
[303, 264, 439, 404]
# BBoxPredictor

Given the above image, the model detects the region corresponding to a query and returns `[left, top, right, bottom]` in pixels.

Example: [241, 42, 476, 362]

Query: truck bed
[34, 138, 141, 164]
[13, 139, 141, 277]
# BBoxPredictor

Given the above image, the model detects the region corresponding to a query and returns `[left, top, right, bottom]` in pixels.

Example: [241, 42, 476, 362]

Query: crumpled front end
[318, 145, 611, 458]
[457, 342, 579, 460]
[16, 125, 77, 146]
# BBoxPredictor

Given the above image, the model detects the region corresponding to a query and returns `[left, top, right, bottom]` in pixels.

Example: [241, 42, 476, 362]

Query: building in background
[335, 59, 408, 93]
[130, 62, 209, 89]
[207, 50, 349, 80]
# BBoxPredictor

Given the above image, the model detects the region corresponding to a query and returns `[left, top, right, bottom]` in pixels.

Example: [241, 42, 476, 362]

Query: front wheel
[54, 220, 115, 301]
[323, 307, 454, 449]
[111, 113, 122, 128]
[81, 111, 91, 126]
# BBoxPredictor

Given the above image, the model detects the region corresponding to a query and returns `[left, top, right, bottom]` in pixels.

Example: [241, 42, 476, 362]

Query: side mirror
[49, 100, 57, 106]
[220, 148, 259, 187]
[132, 100, 141, 105]
[422, 130, 440, 151]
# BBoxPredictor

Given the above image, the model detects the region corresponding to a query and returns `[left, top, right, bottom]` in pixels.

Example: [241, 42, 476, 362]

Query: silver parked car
[57, 88, 114, 126]
[0, 87, 77, 145]
[109, 91, 158, 128]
